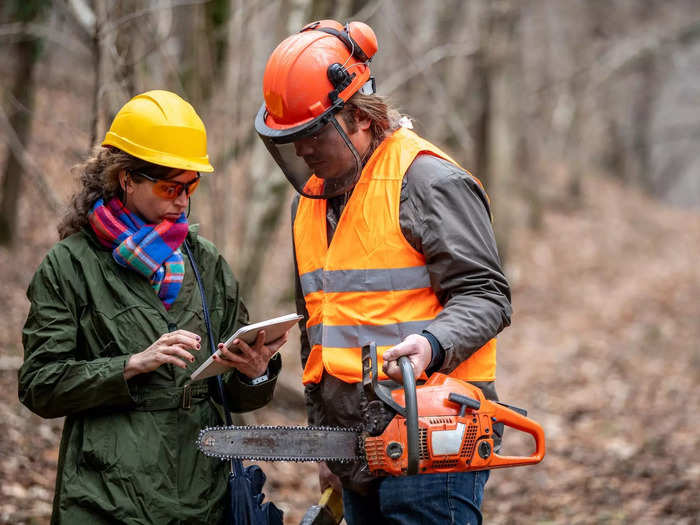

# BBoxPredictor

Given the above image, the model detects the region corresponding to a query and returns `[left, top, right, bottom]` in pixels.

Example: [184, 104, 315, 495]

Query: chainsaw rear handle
[364, 342, 419, 476]
[487, 402, 546, 468]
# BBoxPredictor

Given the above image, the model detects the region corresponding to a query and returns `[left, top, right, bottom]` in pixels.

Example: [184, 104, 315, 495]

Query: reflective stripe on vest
[300, 266, 432, 295]
[306, 319, 433, 348]
[294, 127, 496, 385]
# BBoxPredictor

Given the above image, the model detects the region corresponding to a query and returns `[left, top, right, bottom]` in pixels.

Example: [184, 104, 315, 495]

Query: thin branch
[66, 0, 96, 34]
[51, 0, 93, 41]
[142, 13, 189, 97]
[383, 2, 478, 157]
[0, 104, 64, 214]
[100, 0, 210, 36]
[590, 19, 700, 90]
[0, 21, 90, 55]
[381, 43, 479, 95]
[351, 0, 386, 21]
[527, 18, 700, 100]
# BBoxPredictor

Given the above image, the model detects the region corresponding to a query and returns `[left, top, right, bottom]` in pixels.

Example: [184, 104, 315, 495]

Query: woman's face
[121, 169, 198, 224]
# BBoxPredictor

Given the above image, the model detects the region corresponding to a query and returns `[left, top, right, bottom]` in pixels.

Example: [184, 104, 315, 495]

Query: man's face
[293, 116, 359, 180]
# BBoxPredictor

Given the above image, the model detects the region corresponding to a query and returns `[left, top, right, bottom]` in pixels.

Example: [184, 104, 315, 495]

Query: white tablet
[189, 313, 302, 382]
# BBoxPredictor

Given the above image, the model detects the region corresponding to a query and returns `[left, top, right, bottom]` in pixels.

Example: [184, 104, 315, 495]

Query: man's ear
[354, 110, 372, 132]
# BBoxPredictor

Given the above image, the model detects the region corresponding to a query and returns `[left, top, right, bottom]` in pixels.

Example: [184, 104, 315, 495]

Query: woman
[18, 90, 285, 524]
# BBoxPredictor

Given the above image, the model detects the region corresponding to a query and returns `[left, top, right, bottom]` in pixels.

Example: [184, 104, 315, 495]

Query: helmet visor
[256, 109, 362, 199]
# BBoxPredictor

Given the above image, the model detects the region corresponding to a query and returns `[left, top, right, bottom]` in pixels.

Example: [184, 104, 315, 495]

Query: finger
[174, 329, 202, 340]
[212, 355, 237, 370]
[156, 353, 191, 369]
[382, 359, 398, 375]
[164, 346, 196, 363]
[216, 345, 246, 364]
[212, 352, 243, 371]
[161, 330, 199, 343]
[251, 330, 266, 351]
[163, 331, 201, 348]
[382, 343, 405, 362]
[229, 337, 255, 357]
[170, 341, 201, 354]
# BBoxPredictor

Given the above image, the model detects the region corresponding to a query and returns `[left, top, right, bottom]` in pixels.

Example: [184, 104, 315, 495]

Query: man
[255, 20, 512, 525]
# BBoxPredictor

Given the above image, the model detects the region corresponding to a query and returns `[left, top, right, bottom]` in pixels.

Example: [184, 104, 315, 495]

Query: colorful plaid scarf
[88, 197, 188, 310]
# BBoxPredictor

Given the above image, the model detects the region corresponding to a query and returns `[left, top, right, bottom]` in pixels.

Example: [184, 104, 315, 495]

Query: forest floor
[1, 71, 699, 524]
[2, 171, 699, 524]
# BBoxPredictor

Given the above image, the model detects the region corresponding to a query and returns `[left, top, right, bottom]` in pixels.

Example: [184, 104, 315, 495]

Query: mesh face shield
[255, 104, 363, 199]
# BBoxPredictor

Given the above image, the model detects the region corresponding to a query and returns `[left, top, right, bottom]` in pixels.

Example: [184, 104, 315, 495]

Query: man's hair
[339, 93, 404, 158]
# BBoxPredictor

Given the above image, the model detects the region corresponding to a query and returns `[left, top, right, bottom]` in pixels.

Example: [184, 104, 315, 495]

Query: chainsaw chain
[197, 425, 365, 463]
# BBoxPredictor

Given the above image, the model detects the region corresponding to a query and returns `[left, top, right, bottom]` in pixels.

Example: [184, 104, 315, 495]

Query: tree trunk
[0, 19, 43, 245]
[482, 1, 521, 265]
[89, 0, 104, 148]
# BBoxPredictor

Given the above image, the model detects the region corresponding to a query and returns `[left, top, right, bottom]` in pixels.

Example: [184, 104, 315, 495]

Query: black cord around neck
[183, 239, 232, 426]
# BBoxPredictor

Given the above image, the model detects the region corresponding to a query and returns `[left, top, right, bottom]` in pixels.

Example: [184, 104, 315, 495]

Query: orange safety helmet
[255, 20, 379, 198]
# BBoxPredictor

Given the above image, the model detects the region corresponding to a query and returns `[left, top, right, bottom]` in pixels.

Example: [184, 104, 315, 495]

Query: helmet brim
[102, 133, 214, 172]
[257, 114, 362, 199]
[254, 100, 345, 145]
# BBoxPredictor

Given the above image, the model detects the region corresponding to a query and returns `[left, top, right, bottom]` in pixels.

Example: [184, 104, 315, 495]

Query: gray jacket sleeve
[400, 155, 512, 374]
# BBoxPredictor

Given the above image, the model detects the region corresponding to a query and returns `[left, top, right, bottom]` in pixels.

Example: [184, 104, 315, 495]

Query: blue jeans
[342, 470, 489, 525]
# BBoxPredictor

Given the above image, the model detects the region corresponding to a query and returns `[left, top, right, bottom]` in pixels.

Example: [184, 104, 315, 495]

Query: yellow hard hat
[103, 90, 214, 172]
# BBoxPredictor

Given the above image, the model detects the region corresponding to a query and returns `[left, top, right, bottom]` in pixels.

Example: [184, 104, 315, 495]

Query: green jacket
[19, 226, 281, 524]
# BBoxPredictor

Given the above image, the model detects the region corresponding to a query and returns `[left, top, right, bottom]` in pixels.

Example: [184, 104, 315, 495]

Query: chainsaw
[197, 343, 545, 476]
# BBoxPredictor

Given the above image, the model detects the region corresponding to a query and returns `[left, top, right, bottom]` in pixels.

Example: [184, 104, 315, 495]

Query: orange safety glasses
[131, 171, 201, 200]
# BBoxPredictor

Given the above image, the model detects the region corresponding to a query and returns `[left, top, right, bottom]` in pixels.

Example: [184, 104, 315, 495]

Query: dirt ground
[1, 63, 699, 524]
[2, 172, 698, 524]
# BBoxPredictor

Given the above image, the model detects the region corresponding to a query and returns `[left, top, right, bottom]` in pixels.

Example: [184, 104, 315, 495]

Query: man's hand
[381, 333, 432, 381]
[318, 461, 342, 493]
[124, 330, 201, 380]
[213, 329, 289, 379]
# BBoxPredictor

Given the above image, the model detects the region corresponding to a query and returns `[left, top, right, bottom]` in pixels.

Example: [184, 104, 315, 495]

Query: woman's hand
[213, 329, 289, 379]
[124, 330, 201, 380]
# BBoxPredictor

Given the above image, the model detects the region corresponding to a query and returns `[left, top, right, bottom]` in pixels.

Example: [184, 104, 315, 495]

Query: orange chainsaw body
[363, 373, 546, 476]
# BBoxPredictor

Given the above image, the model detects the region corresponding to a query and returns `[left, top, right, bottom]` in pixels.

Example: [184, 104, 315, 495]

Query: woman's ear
[119, 170, 129, 193]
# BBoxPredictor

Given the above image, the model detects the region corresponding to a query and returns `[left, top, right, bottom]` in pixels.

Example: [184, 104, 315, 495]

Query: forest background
[1, 0, 699, 523]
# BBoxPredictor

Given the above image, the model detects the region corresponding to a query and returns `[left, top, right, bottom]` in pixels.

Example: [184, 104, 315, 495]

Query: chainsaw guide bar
[197, 425, 363, 462]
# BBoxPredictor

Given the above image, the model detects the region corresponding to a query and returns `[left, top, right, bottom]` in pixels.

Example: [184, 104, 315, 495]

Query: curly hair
[57, 146, 172, 239]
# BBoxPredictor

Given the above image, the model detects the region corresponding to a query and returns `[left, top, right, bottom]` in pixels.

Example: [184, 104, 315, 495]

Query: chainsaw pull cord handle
[365, 343, 419, 476]
[448, 392, 481, 416]
[184, 240, 241, 477]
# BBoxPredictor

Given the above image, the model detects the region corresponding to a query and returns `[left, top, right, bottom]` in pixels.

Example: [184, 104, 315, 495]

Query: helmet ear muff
[327, 62, 355, 104]
[328, 63, 353, 91]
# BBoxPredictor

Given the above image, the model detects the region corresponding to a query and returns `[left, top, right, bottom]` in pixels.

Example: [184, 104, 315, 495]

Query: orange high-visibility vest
[294, 127, 496, 385]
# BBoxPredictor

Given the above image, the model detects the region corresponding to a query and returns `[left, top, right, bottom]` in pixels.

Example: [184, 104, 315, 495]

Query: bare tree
[0, 0, 51, 245]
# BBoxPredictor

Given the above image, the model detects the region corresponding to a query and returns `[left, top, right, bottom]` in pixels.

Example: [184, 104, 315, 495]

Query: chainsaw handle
[363, 343, 419, 476]
[488, 402, 546, 468]
[397, 356, 419, 476]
